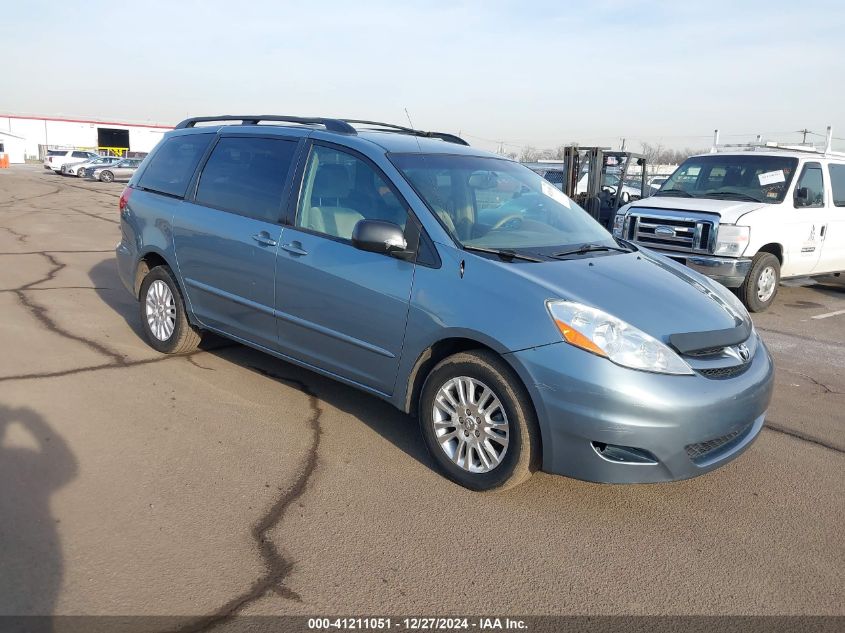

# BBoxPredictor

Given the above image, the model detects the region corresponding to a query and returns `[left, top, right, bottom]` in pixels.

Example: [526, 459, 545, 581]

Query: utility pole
[798, 128, 811, 144]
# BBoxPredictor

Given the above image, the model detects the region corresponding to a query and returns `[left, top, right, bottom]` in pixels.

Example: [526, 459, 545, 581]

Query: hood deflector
[669, 321, 751, 355]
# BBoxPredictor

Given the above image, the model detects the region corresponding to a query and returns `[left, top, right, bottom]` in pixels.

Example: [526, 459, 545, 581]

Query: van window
[138, 134, 214, 198]
[829, 164, 845, 207]
[794, 163, 825, 208]
[195, 136, 298, 223]
[296, 145, 407, 240]
[659, 155, 798, 203]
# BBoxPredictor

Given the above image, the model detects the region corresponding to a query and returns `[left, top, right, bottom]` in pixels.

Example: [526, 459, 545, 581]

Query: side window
[828, 164, 845, 208]
[138, 134, 214, 197]
[296, 145, 407, 240]
[195, 136, 297, 223]
[794, 163, 825, 208]
[72, 151, 88, 158]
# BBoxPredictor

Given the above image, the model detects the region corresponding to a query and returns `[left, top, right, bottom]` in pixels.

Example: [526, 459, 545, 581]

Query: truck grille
[624, 210, 716, 254]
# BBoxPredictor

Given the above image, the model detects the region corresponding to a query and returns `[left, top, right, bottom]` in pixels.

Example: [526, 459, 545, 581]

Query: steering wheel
[490, 214, 524, 231]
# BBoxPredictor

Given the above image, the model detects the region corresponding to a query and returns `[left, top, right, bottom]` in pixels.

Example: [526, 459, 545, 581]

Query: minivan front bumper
[508, 338, 774, 483]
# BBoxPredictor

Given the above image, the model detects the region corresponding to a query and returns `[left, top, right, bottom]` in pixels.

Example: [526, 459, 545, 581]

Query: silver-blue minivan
[116, 115, 774, 491]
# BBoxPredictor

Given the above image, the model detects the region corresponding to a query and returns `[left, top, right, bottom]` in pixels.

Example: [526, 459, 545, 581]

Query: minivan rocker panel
[116, 115, 774, 491]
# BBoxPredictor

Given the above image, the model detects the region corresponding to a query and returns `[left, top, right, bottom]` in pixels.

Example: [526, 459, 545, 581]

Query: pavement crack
[67, 205, 120, 224]
[764, 422, 844, 455]
[779, 367, 844, 395]
[0, 249, 115, 256]
[8, 251, 128, 364]
[168, 366, 323, 633]
[0, 226, 27, 243]
[757, 327, 845, 349]
[0, 342, 239, 383]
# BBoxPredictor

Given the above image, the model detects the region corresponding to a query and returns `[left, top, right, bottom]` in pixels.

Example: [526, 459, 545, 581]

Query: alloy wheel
[432, 376, 509, 473]
[145, 280, 176, 341]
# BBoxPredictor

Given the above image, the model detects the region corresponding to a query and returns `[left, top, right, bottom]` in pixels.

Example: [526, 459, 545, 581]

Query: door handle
[252, 232, 277, 247]
[820, 224, 827, 239]
[280, 242, 308, 256]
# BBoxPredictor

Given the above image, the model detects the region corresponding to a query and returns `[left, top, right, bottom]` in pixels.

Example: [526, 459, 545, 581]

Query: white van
[613, 145, 845, 311]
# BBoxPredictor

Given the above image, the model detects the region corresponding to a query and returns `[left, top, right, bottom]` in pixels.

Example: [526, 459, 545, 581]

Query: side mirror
[352, 220, 412, 259]
[795, 187, 809, 206]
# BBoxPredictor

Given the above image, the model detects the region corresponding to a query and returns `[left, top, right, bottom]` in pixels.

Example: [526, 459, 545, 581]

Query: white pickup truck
[43, 149, 100, 174]
[613, 144, 845, 311]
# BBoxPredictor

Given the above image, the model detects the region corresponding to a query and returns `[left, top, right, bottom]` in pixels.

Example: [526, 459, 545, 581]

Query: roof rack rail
[709, 126, 844, 157]
[342, 119, 470, 146]
[174, 115, 356, 134]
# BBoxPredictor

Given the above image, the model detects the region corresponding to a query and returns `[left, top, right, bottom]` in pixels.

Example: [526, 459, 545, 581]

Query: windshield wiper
[703, 191, 763, 202]
[462, 245, 545, 263]
[654, 188, 694, 198]
[549, 243, 632, 258]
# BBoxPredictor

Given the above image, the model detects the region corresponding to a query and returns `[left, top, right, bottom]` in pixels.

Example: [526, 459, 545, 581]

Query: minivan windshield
[391, 154, 618, 254]
[658, 154, 799, 203]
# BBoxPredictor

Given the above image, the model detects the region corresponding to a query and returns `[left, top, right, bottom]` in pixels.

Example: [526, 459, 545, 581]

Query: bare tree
[519, 146, 539, 163]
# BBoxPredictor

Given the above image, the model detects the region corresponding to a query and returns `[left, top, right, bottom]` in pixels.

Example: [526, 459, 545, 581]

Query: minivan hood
[503, 249, 747, 344]
[630, 196, 767, 224]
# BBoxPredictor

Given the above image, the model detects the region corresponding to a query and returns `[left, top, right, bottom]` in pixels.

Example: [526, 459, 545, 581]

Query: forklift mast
[558, 147, 648, 229]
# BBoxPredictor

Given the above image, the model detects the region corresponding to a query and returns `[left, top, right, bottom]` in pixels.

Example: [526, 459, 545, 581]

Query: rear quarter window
[138, 134, 214, 197]
[829, 164, 845, 207]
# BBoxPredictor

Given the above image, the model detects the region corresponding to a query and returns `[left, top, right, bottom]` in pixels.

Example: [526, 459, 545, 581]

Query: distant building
[0, 114, 173, 162]
[0, 130, 27, 164]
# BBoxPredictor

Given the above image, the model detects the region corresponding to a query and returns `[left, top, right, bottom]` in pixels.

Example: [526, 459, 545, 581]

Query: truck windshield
[658, 154, 799, 203]
[391, 153, 617, 254]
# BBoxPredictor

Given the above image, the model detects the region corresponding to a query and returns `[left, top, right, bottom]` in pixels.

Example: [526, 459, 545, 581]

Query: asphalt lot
[0, 165, 842, 619]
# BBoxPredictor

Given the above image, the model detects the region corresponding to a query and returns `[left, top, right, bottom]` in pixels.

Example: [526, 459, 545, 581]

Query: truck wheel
[738, 252, 780, 312]
[139, 266, 202, 354]
[419, 350, 540, 492]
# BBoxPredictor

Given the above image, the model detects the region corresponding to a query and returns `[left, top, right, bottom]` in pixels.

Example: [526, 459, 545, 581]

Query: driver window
[296, 146, 407, 240]
[794, 163, 825, 208]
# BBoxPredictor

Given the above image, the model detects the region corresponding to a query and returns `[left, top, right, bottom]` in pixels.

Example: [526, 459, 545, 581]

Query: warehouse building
[0, 114, 173, 163]
[0, 130, 27, 164]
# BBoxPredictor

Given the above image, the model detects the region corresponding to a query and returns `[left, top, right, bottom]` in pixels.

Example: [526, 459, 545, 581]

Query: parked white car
[62, 155, 122, 177]
[43, 149, 99, 174]
[613, 146, 845, 311]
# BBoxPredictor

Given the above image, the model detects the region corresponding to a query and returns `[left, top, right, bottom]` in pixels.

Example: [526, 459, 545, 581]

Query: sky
[3, 0, 844, 153]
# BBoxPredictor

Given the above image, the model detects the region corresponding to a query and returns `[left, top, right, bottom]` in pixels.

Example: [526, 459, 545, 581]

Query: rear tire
[138, 266, 201, 354]
[738, 252, 780, 312]
[419, 350, 540, 491]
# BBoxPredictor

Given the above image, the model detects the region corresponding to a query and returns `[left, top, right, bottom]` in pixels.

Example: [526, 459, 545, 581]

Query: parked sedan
[91, 158, 142, 183]
[63, 155, 122, 177]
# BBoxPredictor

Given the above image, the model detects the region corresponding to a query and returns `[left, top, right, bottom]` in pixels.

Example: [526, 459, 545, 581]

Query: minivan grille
[625, 211, 715, 254]
[685, 422, 753, 464]
[698, 364, 750, 380]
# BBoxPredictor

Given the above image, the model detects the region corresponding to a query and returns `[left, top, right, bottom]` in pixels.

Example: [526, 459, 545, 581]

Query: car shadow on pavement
[0, 405, 78, 621]
[87, 258, 434, 470]
[88, 258, 146, 340]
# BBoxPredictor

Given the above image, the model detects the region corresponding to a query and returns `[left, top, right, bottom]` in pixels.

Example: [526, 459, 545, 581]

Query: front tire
[139, 266, 201, 353]
[738, 252, 780, 312]
[419, 350, 540, 491]
[99, 170, 114, 183]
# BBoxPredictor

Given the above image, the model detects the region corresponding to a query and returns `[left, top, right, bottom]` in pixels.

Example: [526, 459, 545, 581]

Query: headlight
[612, 213, 625, 237]
[546, 300, 693, 375]
[714, 225, 750, 256]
